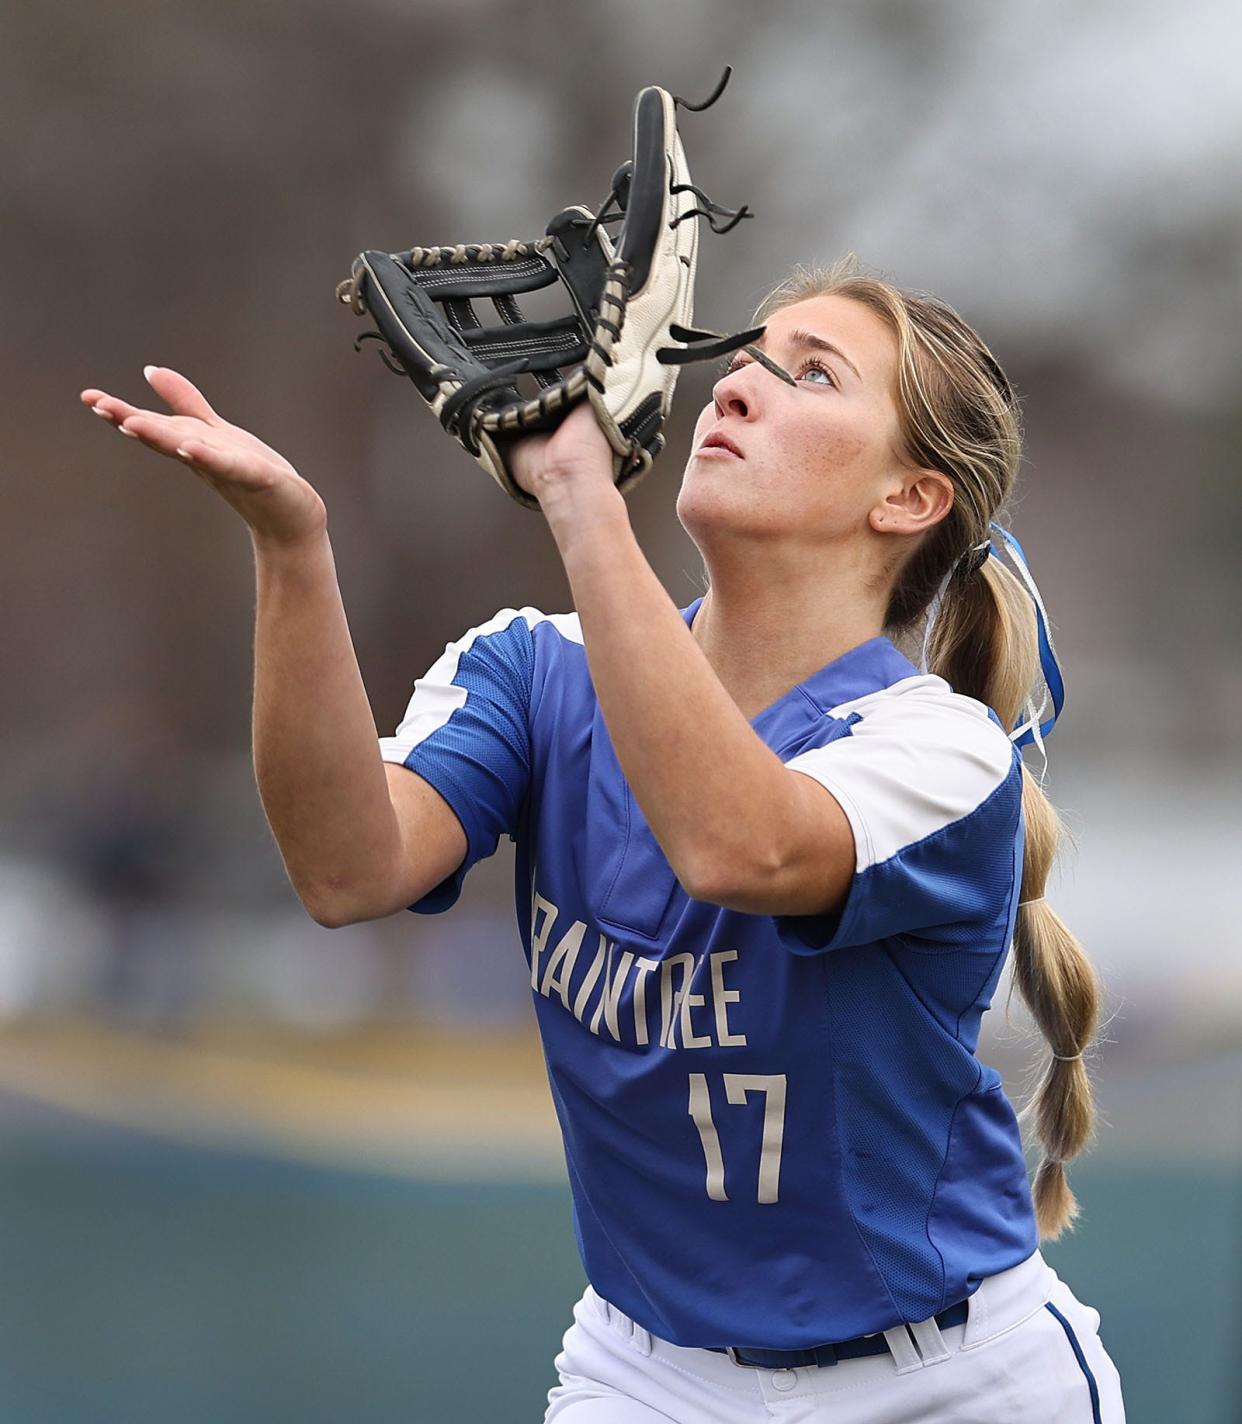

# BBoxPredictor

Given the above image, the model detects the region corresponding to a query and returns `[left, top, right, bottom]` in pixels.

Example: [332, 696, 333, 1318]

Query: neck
[690, 546, 889, 721]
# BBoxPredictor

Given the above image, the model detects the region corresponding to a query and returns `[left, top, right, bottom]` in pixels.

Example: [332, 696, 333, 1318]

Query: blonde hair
[755, 256, 1102, 1240]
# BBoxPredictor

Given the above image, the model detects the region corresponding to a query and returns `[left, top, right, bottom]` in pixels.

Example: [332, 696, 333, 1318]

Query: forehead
[763, 293, 898, 387]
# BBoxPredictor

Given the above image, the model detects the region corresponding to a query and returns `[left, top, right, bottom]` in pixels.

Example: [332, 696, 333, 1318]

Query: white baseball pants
[544, 1249, 1125, 1422]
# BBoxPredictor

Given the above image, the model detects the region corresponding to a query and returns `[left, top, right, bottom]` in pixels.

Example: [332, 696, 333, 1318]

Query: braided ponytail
[755, 257, 1104, 1238]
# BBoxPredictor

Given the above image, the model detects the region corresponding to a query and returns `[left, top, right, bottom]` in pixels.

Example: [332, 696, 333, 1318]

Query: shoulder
[428, 606, 582, 678]
[443, 606, 581, 651]
[383, 607, 583, 762]
[825, 674, 1016, 779]
[430, 609, 590, 734]
[787, 675, 1020, 871]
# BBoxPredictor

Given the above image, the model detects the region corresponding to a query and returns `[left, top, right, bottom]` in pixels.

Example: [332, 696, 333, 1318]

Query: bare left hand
[508, 400, 617, 505]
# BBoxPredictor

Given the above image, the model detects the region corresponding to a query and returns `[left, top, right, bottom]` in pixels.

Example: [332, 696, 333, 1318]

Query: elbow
[303, 898, 359, 930]
[680, 844, 852, 918]
[296, 877, 383, 929]
[685, 776, 858, 915]
[679, 848, 773, 911]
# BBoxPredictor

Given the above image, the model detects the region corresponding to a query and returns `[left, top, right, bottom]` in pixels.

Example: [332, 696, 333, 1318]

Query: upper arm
[379, 761, 469, 914]
[693, 767, 857, 917]
[376, 607, 537, 914]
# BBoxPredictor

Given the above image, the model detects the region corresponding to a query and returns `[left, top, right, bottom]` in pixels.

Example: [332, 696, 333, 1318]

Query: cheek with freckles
[780, 414, 870, 482]
[771, 402, 895, 529]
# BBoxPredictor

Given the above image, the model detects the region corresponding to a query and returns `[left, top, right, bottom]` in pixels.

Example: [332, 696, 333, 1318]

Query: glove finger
[143, 366, 219, 423]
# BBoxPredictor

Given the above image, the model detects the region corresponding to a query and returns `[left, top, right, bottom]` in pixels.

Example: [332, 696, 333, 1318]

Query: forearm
[251, 529, 401, 920]
[544, 486, 792, 893]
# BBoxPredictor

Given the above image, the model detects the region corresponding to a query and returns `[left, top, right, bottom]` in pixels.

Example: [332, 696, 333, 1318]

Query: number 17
[687, 1072, 787, 1204]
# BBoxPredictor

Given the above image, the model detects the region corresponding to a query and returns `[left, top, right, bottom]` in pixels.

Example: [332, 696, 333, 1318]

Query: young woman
[81, 258, 1125, 1422]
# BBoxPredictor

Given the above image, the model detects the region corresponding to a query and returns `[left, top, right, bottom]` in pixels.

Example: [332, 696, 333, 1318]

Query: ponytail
[926, 556, 1101, 1240]
[1009, 778, 1101, 1237]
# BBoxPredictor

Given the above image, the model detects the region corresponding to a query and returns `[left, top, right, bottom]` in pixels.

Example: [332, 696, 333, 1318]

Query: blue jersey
[379, 596, 1039, 1350]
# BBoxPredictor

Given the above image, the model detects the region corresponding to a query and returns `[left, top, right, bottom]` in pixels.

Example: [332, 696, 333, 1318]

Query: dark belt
[708, 1298, 971, 1369]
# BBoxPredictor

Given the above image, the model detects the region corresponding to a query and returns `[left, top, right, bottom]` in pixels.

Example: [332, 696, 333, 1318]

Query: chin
[675, 470, 732, 536]
[676, 473, 773, 549]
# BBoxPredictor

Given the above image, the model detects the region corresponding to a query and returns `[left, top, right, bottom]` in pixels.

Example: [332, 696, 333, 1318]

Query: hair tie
[1050, 1051, 1083, 1062]
[956, 537, 991, 578]
[1018, 896, 1045, 907]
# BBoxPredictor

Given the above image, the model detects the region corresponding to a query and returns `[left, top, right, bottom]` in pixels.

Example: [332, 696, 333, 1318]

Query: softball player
[82, 260, 1124, 1421]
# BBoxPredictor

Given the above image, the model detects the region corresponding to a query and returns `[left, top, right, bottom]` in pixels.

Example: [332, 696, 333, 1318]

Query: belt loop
[963, 1279, 991, 1346]
[881, 1324, 923, 1374]
[907, 1316, 951, 1367]
[585, 1285, 606, 1324]
[631, 1322, 653, 1358]
[961, 1249, 1054, 1351]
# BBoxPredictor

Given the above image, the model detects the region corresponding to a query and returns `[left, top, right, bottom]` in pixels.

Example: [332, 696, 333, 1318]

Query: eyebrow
[758, 326, 863, 383]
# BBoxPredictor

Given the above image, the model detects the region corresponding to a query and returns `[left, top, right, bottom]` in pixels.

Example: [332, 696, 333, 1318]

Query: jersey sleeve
[379, 607, 538, 914]
[773, 685, 1023, 954]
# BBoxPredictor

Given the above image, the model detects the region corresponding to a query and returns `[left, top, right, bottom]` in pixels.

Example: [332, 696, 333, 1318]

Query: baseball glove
[336, 69, 774, 509]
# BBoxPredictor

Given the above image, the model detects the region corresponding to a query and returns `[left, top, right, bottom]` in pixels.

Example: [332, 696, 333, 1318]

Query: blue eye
[717, 355, 836, 387]
[798, 359, 835, 386]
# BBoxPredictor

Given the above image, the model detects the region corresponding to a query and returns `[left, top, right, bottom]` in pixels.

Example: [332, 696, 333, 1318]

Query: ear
[868, 468, 954, 536]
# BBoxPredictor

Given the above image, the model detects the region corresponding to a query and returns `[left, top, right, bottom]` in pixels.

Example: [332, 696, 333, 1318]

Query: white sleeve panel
[376, 605, 563, 915]
[784, 676, 1017, 874]
[378, 605, 551, 765]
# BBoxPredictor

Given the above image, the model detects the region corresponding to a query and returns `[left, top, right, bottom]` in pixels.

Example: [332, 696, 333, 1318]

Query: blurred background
[3, 0, 1240, 1419]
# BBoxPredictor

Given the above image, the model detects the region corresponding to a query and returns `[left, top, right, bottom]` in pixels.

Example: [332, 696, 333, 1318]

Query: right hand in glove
[81, 366, 327, 550]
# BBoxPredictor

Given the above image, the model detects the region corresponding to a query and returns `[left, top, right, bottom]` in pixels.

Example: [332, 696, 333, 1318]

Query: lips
[699, 432, 743, 458]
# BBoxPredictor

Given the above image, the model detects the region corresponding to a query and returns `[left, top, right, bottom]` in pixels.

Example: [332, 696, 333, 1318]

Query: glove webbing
[342, 238, 595, 437]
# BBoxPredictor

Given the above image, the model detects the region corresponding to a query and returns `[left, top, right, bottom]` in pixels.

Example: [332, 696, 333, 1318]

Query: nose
[711, 362, 758, 421]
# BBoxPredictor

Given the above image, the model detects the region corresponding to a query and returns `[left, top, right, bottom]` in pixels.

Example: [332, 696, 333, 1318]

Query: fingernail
[92, 405, 110, 418]
[175, 447, 190, 459]
[119, 424, 138, 438]
[143, 365, 159, 382]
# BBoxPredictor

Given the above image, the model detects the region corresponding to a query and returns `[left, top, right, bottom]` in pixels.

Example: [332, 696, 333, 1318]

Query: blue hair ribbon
[986, 522, 1066, 769]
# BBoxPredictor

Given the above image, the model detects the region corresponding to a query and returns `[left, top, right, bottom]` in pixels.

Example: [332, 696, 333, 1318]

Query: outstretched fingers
[82, 389, 146, 425]
[81, 373, 323, 541]
[114, 411, 210, 462]
[80, 367, 219, 428]
[143, 366, 218, 422]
